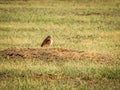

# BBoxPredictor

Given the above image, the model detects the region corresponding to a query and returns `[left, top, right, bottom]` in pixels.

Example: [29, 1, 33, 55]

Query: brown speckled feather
[41, 36, 52, 47]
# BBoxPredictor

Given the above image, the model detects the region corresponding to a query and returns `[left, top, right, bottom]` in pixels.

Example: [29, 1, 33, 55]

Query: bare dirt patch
[0, 47, 116, 61]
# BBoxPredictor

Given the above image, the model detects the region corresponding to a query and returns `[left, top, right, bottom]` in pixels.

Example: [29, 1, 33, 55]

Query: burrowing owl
[41, 36, 53, 47]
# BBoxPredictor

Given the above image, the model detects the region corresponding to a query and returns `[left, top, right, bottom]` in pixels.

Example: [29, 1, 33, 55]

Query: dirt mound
[0, 48, 115, 61]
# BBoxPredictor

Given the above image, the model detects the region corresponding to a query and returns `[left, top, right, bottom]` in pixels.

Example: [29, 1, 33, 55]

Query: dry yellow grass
[0, 0, 120, 89]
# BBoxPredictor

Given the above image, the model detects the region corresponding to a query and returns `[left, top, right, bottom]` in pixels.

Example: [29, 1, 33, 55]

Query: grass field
[0, 0, 120, 90]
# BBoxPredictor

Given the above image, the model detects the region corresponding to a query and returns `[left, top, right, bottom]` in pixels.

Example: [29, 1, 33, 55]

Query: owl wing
[41, 37, 50, 47]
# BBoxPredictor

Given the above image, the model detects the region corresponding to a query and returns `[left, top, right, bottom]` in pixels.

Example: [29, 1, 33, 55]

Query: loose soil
[0, 47, 116, 61]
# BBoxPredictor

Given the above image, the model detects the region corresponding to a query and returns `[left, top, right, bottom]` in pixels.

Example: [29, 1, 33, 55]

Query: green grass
[0, 59, 120, 90]
[0, 0, 120, 56]
[0, 0, 120, 89]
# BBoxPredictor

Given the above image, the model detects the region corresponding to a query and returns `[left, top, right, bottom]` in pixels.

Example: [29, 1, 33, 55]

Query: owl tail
[41, 44, 43, 47]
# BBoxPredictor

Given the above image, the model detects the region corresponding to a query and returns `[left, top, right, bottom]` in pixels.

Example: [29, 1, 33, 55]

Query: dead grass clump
[0, 47, 116, 61]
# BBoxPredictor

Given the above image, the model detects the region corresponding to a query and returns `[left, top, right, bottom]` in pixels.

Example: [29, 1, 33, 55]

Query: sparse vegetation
[0, 0, 120, 90]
